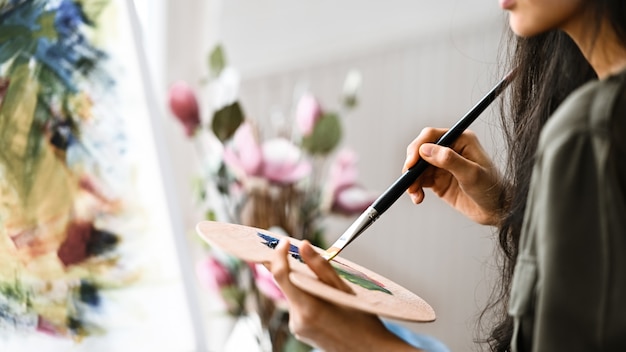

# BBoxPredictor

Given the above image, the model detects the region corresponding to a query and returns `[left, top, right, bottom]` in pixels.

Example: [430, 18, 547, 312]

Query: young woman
[269, 0, 626, 351]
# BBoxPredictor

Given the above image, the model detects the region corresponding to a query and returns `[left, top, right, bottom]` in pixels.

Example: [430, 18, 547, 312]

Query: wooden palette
[196, 220, 435, 322]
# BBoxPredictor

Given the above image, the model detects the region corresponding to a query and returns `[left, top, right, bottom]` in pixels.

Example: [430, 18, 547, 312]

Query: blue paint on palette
[256, 232, 391, 295]
[257, 232, 303, 262]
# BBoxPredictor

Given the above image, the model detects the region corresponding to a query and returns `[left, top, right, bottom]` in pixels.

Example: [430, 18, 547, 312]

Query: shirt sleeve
[526, 127, 610, 352]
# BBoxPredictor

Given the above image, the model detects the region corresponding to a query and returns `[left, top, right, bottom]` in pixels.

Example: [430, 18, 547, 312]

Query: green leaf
[34, 11, 57, 41]
[215, 162, 232, 195]
[0, 63, 42, 203]
[0, 63, 38, 150]
[208, 44, 227, 78]
[342, 94, 358, 110]
[0, 279, 31, 306]
[341, 69, 362, 110]
[0, 25, 31, 43]
[0, 36, 34, 64]
[308, 229, 327, 249]
[205, 209, 216, 221]
[301, 112, 342, 155]
[283, 335, 314, 352]
[211, 101, 244, 143]
[79, 0, 111, 23]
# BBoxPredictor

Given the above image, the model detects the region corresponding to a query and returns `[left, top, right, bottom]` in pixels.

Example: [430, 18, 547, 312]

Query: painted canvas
[0, 0, 197, 350]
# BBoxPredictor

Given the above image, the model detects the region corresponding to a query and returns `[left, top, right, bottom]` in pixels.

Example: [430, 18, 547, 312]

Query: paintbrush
[322, 70, 517, 261]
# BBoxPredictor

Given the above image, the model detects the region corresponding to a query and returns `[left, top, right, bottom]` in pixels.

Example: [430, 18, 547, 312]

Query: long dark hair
[480, 1, 626, 350]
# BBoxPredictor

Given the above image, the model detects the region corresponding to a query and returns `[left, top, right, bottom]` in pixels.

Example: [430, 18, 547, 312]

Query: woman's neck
[564, 17, 626, 79]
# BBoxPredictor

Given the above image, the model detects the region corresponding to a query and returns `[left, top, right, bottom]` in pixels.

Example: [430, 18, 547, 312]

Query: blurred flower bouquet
[169, 45, 374, 351]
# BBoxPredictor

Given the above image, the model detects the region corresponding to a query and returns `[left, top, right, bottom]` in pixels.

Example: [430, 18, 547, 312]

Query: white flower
[342, 69, 363, 108]
[209, 67, 241, 109]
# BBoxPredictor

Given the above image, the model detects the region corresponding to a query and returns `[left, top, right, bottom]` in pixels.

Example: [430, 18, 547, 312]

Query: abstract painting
[0, 0, 197, 350]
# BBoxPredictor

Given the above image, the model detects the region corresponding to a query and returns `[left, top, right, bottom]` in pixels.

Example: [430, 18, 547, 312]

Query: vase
[239, 182, 305, 239]
[238, 181, 313, 352]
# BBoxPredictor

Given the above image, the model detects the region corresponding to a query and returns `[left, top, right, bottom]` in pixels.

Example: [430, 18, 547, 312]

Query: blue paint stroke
[257, 232, 302, 262]
[256, 232, 391, 295]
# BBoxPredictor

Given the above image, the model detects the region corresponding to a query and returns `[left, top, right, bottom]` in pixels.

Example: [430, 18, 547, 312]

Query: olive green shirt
[509, 69, 626, 352]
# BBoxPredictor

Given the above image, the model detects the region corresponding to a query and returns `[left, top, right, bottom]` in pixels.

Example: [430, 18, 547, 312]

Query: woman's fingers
[300, 241, 354, 294]
[269, 239, 353, 300]
[403, 128, 449, 203]
[419, 140, 495, 192]
[403, 127, 447, 172]
[404, 128, 491, 189]
[268, 238, 304, 301]
[419, 143, 474, 180]
[414, 133, 503, 225]
[268, 240, 414, 351]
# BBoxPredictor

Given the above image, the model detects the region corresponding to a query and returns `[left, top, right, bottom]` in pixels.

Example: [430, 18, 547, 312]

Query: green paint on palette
[257, 232, 392, 295]
[330, 261, 392, 295]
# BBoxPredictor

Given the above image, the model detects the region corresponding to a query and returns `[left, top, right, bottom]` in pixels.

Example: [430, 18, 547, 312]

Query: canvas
[0, 0, 200, 350]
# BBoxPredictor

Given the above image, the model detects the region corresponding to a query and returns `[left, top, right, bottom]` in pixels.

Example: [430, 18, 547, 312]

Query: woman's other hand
[403, 128, 504, 226]
[268, 239, 422, 352]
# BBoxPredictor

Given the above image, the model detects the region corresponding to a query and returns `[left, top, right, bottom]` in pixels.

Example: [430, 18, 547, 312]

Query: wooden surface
[196, 221, 435, 322]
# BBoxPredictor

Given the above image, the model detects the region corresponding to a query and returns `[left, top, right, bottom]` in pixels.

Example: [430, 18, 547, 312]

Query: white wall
[162, 2, 510, 351]
[220, 0, 502, 77]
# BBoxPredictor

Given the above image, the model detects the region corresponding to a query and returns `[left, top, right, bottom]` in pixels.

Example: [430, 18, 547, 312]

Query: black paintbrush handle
[371, 70, 516, 215]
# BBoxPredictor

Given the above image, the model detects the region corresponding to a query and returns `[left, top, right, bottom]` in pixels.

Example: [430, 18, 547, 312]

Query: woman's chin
[508, 17, 544, 38]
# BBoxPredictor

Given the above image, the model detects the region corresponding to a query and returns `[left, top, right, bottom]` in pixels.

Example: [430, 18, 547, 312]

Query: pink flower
[168, 81, 201, 137]
[222, 122, 263, 177]
[37, 316, 61, 336]
[261, 138, 312, 184]
[332, 185, 376, 215]
[327, 149, 376, 215]
[295, 93, 323, 136]
[328, 149, 359, 190]
[252, 263, 285, 302]
[223, 124, 312, 184]
[196, 256, 234, 291]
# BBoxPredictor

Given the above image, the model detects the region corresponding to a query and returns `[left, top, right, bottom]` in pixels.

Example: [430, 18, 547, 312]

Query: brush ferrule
[336, 206, 379, 248]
